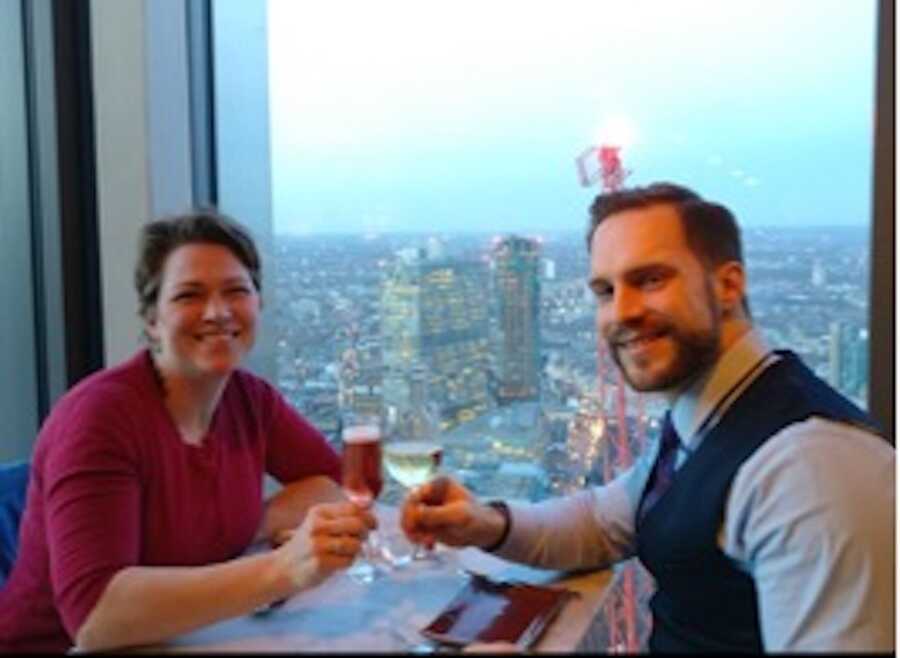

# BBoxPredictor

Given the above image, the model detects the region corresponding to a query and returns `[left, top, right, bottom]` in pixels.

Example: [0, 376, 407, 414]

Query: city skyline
[269, 221, 871, 237]
[272, 223, 870, 498]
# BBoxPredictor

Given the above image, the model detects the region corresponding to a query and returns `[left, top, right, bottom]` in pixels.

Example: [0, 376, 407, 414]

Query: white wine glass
[384, 437, 444, 566]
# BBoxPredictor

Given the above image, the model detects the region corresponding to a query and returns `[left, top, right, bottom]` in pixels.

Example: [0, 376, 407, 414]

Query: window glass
[266, 2, 876, 648]
[0, 0, 40, 461]
[269, 0, 875, 474]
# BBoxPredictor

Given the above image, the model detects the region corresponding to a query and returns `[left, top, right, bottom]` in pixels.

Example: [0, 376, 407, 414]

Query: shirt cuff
[482, 500, 512, 553]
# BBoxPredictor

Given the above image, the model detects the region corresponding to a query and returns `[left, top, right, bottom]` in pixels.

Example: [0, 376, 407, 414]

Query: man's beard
[605, 285, 721, 393]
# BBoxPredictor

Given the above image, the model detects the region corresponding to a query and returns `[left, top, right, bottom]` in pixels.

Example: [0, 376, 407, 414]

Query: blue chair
[0, 461, 29, 587]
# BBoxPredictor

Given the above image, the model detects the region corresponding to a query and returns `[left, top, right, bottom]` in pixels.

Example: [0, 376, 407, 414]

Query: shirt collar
[669, 328, 773, 450]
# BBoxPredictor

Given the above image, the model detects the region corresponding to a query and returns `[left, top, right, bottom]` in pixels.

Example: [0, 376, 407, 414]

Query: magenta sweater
[0, 351, 340, 651]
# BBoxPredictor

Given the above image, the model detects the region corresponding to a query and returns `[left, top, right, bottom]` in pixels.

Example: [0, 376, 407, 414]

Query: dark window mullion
[187, 0, 218, 207]
[868, 0, 894, 441]
[51, 0, 104, 386]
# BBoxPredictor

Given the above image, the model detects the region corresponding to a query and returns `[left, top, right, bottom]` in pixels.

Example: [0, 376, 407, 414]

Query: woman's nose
[202, 294, 232, 320]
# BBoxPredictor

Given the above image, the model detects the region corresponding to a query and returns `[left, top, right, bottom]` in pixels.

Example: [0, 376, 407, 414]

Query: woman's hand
[274, 501, 376, 590]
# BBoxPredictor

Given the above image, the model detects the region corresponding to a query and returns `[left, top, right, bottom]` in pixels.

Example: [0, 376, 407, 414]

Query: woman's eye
[173, 291, 198, 302]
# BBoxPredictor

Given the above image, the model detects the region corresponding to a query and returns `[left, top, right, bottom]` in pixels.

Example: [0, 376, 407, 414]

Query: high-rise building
[828, 321, 868, 405]
[491, 235, 542, 403]
[381, 248, 491, 430]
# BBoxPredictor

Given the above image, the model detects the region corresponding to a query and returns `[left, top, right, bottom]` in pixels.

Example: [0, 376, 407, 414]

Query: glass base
[346, 557, 386, 583]
[347, 531, 391, 583]
[409, 545, 444, 567]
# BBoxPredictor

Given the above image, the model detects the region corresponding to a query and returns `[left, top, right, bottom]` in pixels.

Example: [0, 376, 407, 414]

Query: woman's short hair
[135, 209, 261, 320]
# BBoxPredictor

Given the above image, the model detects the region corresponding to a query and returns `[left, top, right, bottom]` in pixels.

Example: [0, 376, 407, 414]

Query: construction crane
[575, 136, 653, 653]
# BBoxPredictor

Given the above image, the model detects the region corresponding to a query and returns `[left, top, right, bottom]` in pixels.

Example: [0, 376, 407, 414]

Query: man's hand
[399, 476, 508, 550]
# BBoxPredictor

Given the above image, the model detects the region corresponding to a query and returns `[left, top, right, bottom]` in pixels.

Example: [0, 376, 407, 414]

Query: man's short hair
[586, 182, 744, 271]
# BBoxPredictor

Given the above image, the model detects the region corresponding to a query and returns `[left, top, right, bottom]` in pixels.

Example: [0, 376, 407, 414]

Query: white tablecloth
[136, 505, 613, 653]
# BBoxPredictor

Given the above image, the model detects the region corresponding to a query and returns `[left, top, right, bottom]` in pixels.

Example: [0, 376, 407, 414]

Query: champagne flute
[384, 438, 444, 565]
[341, 414, 385, 583]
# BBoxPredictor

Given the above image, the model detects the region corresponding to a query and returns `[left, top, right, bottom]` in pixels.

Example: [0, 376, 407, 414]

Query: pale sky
[268, 0, 878, 235]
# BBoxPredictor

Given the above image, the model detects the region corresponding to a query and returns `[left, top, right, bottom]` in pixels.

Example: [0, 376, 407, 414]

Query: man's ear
[714, 261, 746, 317]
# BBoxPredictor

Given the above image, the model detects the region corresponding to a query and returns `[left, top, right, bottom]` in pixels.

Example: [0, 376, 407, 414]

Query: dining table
[129, 504, 615, 653]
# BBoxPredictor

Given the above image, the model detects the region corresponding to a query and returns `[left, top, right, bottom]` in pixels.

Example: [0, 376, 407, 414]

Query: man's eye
[641, 273, 665, 289]
[593, 287, 612, 301]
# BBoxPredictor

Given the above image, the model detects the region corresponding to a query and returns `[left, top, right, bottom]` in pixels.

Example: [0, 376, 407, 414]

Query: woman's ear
[143, 308, 159, 344]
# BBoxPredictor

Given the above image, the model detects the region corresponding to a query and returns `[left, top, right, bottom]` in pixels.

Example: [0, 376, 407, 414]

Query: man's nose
[610, 286, 644, 325]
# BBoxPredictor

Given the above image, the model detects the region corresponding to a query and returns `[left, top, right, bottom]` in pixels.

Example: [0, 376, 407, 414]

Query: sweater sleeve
[41, 384, 143, 640]
[259, 380, 341, 485]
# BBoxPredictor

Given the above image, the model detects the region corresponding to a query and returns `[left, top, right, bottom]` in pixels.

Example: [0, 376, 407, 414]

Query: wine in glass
[341, 415, 385, 583]
[384, 439, 444, 565]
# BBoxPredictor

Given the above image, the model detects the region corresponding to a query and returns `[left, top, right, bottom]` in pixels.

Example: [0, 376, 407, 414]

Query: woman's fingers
[313, 502, 377, 531]
[315, 500, 366, 518]
[304, 503, 375, 566]
[312, 515, 371, 540]
[312, 533, 363, 557]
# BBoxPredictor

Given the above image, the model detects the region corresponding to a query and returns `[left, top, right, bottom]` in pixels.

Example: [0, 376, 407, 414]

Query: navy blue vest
[635, 351, 880, 653]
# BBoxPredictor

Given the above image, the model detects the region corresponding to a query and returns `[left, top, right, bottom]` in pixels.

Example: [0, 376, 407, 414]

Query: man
[401, 183, 894, 652]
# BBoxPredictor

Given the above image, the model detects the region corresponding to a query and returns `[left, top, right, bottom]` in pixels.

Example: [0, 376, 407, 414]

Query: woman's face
[145, 242, 260, 382]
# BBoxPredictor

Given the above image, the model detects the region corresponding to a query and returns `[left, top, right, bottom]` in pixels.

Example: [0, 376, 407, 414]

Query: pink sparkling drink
[341, 424, 383, 507]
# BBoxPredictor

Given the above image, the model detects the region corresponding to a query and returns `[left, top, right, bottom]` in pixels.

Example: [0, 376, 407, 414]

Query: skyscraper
[381, 247, 491, 431]
[491, 235, 542, 403]
[828, 321, 868, 406]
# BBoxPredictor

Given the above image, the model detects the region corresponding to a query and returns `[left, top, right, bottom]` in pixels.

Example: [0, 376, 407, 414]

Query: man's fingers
[416, 500, 468, 528]
[419, 475, 452, 505]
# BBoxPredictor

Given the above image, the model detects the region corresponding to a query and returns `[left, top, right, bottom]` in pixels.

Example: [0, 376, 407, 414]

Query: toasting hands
[274, 501, 377, 590]
[400, 476, 508, 551]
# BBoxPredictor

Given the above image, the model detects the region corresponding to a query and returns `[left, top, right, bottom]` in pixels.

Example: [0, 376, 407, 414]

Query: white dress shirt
[494, 329, 895, 651]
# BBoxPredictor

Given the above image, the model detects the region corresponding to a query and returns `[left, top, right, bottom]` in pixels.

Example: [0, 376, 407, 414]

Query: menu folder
[421, 573, 577, 650]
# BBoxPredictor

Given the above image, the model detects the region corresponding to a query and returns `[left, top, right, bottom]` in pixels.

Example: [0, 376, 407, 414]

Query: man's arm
[725, 418, 895, 651]
[492, 477, 639, 570]
[403, 454, 651, 571]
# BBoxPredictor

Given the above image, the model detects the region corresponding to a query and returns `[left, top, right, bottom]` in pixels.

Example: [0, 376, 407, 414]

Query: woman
[0, 210, 374, 652]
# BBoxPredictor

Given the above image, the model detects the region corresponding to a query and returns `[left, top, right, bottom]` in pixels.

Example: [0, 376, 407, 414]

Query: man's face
[588, 203, 722, 392]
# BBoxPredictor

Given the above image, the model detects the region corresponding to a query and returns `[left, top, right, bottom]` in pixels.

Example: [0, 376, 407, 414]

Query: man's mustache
[604, 315, 673, 347]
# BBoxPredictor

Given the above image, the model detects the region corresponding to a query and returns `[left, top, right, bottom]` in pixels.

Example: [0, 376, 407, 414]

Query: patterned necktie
[638, 412, 680, 523]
